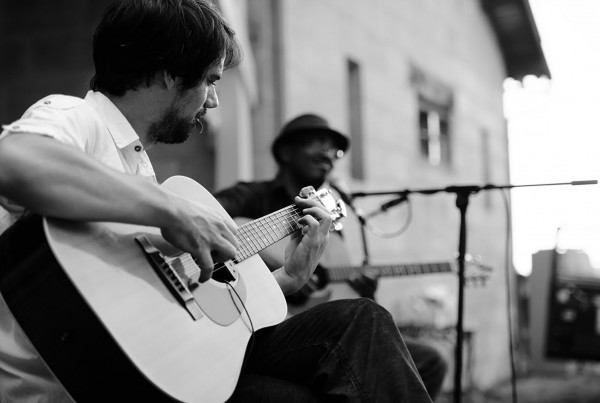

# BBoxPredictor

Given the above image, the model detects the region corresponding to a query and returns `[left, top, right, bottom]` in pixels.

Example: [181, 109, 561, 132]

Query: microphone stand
[351, 180, 597, 403]
[357, 215, 371, 266]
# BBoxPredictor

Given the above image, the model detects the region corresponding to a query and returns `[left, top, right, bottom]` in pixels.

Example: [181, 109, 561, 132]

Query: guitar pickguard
[136, 235, 251, 327]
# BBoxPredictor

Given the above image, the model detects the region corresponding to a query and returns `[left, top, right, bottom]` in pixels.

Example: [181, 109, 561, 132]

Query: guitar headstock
[448, 252, 493, 287]
[310, 188, 347, 232]
[463, 260, 493, 288]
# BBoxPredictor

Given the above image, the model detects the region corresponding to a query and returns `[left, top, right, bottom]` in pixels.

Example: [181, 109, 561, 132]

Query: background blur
[1, 0, 598, 401]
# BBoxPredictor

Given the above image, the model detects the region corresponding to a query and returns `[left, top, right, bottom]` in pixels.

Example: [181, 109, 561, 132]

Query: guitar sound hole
[211, 264, 236, 283]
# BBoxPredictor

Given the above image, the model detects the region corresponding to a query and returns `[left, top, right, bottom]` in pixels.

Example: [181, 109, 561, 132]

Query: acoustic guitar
[0, 176, 345, 403]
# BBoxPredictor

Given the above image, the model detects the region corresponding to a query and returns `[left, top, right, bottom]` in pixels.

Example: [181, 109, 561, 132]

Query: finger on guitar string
[192, 248, 217, 282]
[297, 207, 332, 237]
[298, 185, 316, 198]
[217, 214, 239, 248]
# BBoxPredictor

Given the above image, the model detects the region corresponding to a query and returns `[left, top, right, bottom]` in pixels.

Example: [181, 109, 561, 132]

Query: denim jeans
[227, 298, 433, 402]
[404, 338, 448, 401]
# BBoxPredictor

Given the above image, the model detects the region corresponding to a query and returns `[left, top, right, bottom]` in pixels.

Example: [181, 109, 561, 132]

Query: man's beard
[147, 104, 196, 145]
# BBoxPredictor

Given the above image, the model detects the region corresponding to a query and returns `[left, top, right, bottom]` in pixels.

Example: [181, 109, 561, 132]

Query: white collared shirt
[0, 91, 156, 402]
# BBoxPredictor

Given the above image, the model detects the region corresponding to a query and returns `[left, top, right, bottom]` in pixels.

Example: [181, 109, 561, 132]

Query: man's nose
[205, 85, 219, 109]
[320, 147, 343, 160]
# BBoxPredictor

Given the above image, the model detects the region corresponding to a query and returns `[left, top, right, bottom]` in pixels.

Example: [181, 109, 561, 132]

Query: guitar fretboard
[326, 262, 453, 283]
[234, 205, 303, 263]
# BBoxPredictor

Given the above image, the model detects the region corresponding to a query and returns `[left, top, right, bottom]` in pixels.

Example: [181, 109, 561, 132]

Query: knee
[346, 297, 395, 326]
[309, 299, 398, 340]
[320, 298, 391, 322]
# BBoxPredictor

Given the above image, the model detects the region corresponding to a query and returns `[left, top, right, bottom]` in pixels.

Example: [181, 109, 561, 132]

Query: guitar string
[324, 262, 483, 285]
[180, 205, 303, 277]
[327, 263, 450, 281]
[180, 208, 299, 349]
[235, 207, 302, 261]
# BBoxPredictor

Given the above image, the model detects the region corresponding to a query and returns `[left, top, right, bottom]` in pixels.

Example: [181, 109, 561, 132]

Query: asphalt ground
[437, 372, 600, 403]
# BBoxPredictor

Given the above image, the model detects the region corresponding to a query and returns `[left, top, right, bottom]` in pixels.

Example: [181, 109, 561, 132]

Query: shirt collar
[84, 90, 142, 150]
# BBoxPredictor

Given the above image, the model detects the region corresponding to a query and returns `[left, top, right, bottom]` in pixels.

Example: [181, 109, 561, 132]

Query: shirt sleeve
[0, 95, 94, 151]
[0, 95, 97, 219]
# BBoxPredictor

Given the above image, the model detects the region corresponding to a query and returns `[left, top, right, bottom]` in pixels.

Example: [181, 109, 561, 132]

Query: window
[418, 103, 450, 166]
[347, 59, 364, 179]
[411, 65, 453, 167]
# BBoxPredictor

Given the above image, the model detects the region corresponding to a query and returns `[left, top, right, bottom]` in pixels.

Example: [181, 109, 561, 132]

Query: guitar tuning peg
[330, 221, 344, 233]
[336, 200, 348, 218]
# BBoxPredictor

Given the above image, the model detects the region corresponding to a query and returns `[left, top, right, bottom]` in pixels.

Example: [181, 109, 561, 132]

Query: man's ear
[278, 145, 293, 163]
[161, 71, 181, 90]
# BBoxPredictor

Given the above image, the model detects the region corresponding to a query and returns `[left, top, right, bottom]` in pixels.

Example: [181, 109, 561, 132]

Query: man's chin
[159, 135, 190, 145]
[158, 124, 195, 144]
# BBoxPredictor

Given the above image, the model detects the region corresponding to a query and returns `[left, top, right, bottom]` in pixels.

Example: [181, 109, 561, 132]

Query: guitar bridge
[135, 235, 204, 321]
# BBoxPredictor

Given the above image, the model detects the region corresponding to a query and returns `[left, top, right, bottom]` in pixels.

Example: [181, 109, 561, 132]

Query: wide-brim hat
[271, 113, 350, 162]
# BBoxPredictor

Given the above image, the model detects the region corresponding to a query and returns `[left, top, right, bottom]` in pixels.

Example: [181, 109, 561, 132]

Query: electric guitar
[232, 224, 491, 317]
[0, 176, 345, 403]
[286, 258, 490, 316]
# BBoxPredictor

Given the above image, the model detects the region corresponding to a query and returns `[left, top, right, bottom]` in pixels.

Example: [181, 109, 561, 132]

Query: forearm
[0, 134, 176, 228]
[271, 197, 332, 296]
[272, 267, 304, 296]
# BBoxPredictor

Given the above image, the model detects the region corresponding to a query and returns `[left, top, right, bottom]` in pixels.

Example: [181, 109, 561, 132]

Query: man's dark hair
[90, 0, 242, 96]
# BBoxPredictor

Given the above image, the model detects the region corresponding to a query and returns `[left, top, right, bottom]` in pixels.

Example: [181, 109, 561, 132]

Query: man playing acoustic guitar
[0, 1, 431, 402]
[215, 113, 448, 401]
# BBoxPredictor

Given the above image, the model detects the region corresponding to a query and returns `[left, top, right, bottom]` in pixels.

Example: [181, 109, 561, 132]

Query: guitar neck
[325, 262, 453, 283]
[234, 205, 302, 263]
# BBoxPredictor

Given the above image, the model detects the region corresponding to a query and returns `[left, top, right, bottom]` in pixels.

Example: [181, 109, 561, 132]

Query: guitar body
[0, 176, 287, 403]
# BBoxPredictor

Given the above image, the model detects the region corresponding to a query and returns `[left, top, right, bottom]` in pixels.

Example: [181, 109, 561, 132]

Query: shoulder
[30, 95, 86, 110]
[13, 94, 99, 125]
[1, 95, 102, 149]
[28, 95, 101, 123]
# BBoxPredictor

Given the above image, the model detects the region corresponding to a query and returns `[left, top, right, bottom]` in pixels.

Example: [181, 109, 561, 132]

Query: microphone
[364, 195, 408, 219]
[329, 178, 367, 225]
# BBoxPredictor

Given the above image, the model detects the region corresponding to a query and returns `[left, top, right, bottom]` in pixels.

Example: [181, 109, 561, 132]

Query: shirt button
[43, 100, 51, 105]
[134, 145, 142, 152]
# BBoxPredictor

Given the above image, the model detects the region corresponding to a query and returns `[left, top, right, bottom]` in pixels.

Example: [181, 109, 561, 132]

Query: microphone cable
[363, 197, 413, 239]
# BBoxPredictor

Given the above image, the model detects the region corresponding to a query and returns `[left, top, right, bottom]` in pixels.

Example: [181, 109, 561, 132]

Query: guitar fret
[324, 262, 455, 283]
[234, 206, 303, 262]
[329, 268, 345, 282]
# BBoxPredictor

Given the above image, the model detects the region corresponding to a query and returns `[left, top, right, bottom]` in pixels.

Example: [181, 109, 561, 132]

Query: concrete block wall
[248, 0, 516, 390]
[0, 0, 113, 124]
[0, 0, 522, 393]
